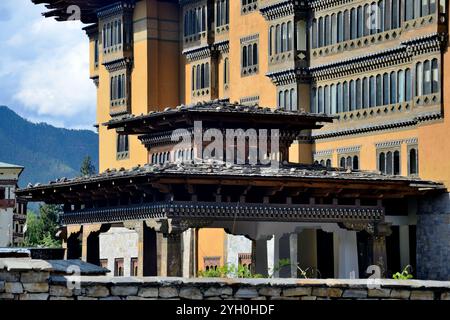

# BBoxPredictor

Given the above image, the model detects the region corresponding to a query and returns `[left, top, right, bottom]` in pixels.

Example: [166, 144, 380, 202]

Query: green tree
[80, 155, 96, 176]
[23, 205, 62, 248]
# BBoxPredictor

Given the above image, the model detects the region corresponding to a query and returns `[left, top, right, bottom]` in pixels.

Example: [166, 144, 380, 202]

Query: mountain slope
[0, 106, 98, 187]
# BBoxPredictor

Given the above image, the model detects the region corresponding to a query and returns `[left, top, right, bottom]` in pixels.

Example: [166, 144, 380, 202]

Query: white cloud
[0, 1, 96, 129]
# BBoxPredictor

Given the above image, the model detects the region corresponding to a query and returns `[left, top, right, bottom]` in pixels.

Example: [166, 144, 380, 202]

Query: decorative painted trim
[61, 201, 384, 225]
[336, 146, 361, 154]
[376, 138, 418, 149]
[240, 96, 260, 106]
[97, 1, 135, 19]
[313, 149, 333, 156]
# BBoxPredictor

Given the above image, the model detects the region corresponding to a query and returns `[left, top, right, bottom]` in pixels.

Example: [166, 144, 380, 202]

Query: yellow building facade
[34, 0, 450, 276]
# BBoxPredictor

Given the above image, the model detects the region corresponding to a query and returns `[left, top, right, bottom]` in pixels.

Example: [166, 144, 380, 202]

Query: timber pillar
[370, 222, 392, 278]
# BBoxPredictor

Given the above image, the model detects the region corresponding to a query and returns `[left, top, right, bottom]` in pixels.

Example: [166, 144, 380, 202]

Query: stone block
[390, 289, 410, 299]
[283, 287, 312, 297]
[77, 296, 98, 301]
[100, 296, 121, 300]
[85, 285, 110, 298]
[410, 291, 434, 300]
[342, 289, 368, 299]
[0, 271, 20, 282]
[301, 296, 317, 300]
[111, 286, 138, 296]
[49, 285, 73, 297]
[368, 289, 391, 298]
[311, 287, 328, 297]
[138, 287, 158, 298]
[259, 287, 281, 297]
[19, 293, 49, 300]
[159, 286, 179, 298]
[327, 288, 344, 298]
[5, 282, 23, 294]
[234, 288, 259, 299]
[441, 292, 450, 300]
[50, 297, 75, 301]
[23, 283, 49, 293]
[21, 271, 50, 283]
[179, 287, 203, 300]
[0, 293, 15, 300]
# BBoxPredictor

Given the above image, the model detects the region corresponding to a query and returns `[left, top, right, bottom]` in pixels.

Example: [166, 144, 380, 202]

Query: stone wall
[417, 193, 450, 280]
[1, 258, 450, 300]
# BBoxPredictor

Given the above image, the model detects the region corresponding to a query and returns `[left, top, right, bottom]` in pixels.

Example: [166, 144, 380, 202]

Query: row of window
[269, 21, 294, 55]
[102, 19, 122, 49]
[150, 149, 195, 165]
[192, 63, 210, 91]
[278, 88, 298, 111]
[316, 148, 419, 175]
[183, 6, 207, 37]
[311, 59, 439, 114]
[110, 74, 127, 101]
[311, 0, 437, 49]
[216, 0, 229, 27]
[100, 258, 138, 277]
[242, 43, 259, 68]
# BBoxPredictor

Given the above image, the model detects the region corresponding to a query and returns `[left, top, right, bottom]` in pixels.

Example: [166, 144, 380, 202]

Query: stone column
[251, 239, 269, 277]
[333, 229, 359, 278]
[289, 233, 298, 278]
[166, 233, 183, 277]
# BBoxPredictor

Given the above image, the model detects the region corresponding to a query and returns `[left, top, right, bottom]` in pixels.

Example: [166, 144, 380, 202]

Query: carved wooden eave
[259, 0, 298, 21]
[182, 45, 213, 62]
[214, 40, 229, 54]
[312, 112, 443, 140]
[60, 201, 385, 225]
[266, 67, 310, 85]
[31, 0, 121, 23]
[310, 33, 445, 82]
[83, 23, 98, 38]
[103, 57, 132, 72]
[96, 1, 135, 19]
[308, 0, 352, 12]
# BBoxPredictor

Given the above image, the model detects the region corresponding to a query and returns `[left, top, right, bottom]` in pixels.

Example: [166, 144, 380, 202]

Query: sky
[0, 0, 96, 130]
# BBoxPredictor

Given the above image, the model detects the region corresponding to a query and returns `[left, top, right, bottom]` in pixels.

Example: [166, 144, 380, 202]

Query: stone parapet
[1, 258, 450, 300]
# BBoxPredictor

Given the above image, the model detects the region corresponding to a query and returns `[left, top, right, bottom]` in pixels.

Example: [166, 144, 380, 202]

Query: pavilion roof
[17, 161, 445, 201]
[106, 100, 335, 134]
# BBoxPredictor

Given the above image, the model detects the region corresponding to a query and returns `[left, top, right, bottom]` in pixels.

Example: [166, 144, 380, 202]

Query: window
[242, 0, 258, 14]
[103, 19, 122, 50]
[114, 258, 124, 277]
[204, 256, 221, 271]
[216, 0, 229, 27]
[241, 35, 259, 76]
[192, 62, 210, 93]
[378, 150, 401, 175]
[117, 134, 129, 160]
[131, 258, 139, 276]
[339, 154, 359, 170]
[0, 188, 5, 200]
[110, 74, 126, 102]
[408, 147, 419, 175]
[100, 259, 108, 269]
[184, 5, 207, 37]
[272, 21, 293, 55]
[224, 57, 229, 87]
[415, 59, 439, 96]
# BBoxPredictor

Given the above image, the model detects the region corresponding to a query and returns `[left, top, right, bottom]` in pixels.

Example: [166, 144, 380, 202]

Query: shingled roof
[19, 161, 444, 193]
[106, 100, 335, 134]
